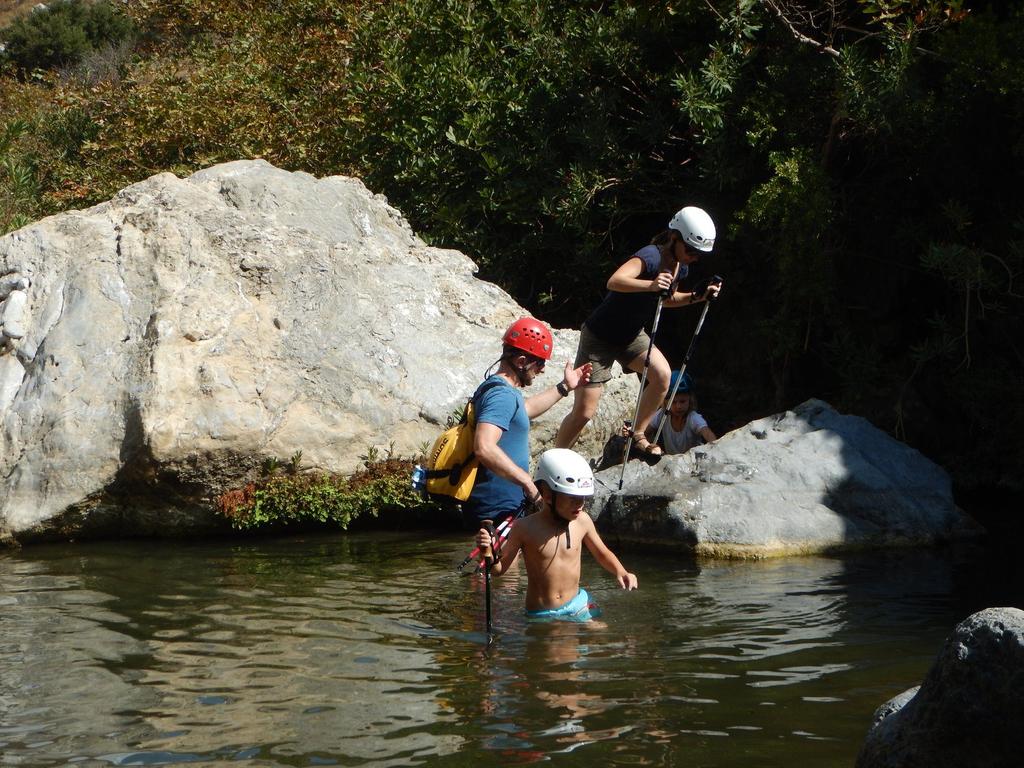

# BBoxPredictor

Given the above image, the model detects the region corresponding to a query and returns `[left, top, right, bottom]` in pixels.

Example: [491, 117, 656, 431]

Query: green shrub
[0, 119, 40, 233]
[217, 455, 436, 531]
[0, 0, 135, 73]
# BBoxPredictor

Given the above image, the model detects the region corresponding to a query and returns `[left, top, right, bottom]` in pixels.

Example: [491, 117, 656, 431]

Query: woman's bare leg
[554, 384, 604, 448]
[626, 347, 671, 437]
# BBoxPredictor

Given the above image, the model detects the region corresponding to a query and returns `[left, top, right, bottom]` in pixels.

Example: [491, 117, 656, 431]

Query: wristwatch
[556, 381, 571, 397]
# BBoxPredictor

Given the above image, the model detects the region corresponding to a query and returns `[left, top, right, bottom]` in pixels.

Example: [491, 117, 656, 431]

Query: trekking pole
[456, 499, 528, 573]
[482, 519, 495, 639]
[618, 270, 678, 490]
[456, 514, 514, 573]
[651, 276, 721, 446]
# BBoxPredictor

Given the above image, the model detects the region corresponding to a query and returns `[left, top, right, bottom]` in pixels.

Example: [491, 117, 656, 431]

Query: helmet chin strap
[484, 357, 504, 379]
[549, 492, 571, 549]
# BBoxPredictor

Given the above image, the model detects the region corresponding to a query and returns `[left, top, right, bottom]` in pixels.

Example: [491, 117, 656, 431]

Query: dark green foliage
[41, 106, 100, 160]
[0, 119, 39, 232]
[0, 0, 135, 73]
[696, 2, 1024, 500]
[1, 0, 1022, 509]
[335, 0, 718, 322]
[217, 455, 437, 531]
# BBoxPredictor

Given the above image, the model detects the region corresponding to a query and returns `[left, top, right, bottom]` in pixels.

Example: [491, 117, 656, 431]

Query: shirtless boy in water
[475, 448, 638, 621]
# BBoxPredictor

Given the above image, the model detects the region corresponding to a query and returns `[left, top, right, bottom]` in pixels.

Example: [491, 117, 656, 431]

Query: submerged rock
[0, 160, 634, 543]
[590, 399, 982, 558]
[857, 607, 1024, 768]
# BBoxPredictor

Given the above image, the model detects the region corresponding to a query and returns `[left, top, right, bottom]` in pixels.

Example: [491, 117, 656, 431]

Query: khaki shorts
[574, 323, 650, 385]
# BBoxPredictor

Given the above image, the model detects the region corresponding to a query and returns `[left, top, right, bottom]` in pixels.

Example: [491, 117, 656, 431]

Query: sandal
[633, 436, 663, 457]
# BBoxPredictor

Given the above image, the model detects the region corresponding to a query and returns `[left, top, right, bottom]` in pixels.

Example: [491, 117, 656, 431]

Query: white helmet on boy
[668, 206, 716, 252]
[535, 449, 594, 497]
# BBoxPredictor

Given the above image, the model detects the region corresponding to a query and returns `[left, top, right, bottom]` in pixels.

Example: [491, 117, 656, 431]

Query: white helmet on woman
[536, 449, 594, 497]
[668, 206, 716, 252]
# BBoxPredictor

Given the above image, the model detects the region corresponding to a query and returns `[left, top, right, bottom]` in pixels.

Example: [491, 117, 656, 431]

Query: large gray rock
[857, 607, 1024, 768]
[0, 160, 633, 542]
[591, 399, 982, 558]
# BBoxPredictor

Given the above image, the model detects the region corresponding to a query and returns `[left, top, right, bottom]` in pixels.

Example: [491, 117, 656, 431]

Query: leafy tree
[2, 0, 1023, 511]
[0, 0, 135, 73]
[687, 1, 1024, 501]
[335, 0, 720, 323]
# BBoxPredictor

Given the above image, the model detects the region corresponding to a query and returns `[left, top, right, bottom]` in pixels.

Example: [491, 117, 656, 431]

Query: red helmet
[503, 317, 553, 360]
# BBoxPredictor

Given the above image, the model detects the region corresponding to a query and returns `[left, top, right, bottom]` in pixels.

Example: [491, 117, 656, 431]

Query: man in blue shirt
[466, 317, 592, 526]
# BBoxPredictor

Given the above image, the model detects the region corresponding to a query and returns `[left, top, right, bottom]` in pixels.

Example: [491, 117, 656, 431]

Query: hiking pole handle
[458, 515, 515, 572]
[482, 520, 495, 565]
[703, 274, 723, 302]
[654, 263, 680, 298]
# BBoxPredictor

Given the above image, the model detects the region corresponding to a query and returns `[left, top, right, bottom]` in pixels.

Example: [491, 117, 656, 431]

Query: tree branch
[764, 0, 841, 57]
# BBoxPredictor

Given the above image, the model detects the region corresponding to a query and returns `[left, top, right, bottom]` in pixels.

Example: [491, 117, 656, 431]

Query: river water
[0, 532, 1015, 767]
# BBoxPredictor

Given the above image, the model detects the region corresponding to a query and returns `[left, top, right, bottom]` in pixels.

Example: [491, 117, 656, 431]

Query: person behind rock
[475, 448, 638, 621]
[647, 371, 717, 455]
[465, 318, 592, 528]
[554, 206, 722, 457]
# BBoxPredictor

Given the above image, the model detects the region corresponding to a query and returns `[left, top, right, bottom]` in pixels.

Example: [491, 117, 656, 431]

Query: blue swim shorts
[526, 588, 601, 623]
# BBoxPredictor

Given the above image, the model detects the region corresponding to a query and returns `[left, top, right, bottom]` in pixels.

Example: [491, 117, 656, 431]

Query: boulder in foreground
[857, 607, 1024, 768]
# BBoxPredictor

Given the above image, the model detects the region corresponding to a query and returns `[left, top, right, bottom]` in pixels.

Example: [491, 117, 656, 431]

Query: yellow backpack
[423, 380, 505, 501]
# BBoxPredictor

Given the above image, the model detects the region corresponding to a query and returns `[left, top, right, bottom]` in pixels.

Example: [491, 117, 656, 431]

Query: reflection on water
[0, 533, 1010, 767]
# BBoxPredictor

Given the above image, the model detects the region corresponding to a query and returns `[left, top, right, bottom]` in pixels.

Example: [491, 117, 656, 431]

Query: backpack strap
[423, 379, 509, 481]
[469, 377, 508, 412]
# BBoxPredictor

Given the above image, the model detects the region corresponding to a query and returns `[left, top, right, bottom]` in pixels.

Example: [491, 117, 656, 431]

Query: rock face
[590, 399, 982, 558]
[0, 160, 634, 542]
[0, 162, 984, 551]
[857, 607, 1024, 768]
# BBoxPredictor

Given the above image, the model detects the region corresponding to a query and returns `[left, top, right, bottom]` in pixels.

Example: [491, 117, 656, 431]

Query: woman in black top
[554, 206, 721, 456]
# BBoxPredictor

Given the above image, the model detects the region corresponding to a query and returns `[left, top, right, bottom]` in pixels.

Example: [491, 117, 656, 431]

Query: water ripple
[0, 535, 999, 767]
